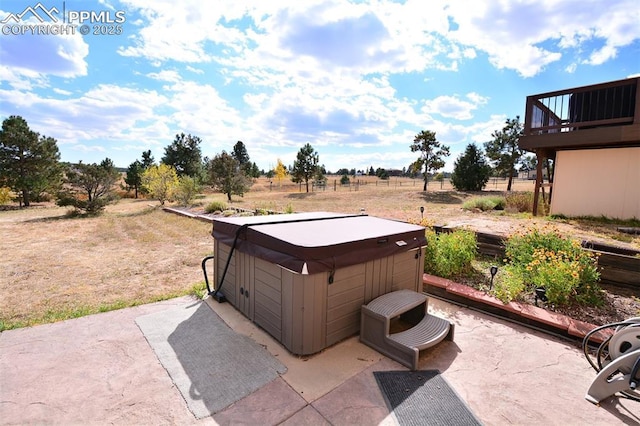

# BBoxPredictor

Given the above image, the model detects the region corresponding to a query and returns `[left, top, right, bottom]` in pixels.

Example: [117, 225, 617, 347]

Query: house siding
[551, 147, 640, 219]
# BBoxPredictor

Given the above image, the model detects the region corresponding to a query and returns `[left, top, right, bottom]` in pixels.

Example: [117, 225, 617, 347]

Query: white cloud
[445, 0, 640, 76]
[146, 70, 182, 82]
[116, 0, 638, 80]
[0, 14, 89, 82]
[0, 84, 168, 151]
[52, 88, 72, 95]
[422, 93, 489, 120]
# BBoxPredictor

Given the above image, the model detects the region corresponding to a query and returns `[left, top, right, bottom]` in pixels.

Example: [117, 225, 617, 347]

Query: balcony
[520, 77, 640, 152]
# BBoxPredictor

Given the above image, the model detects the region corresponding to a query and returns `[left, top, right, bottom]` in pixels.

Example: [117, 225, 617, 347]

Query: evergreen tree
[410, 130, 450, 191]
[291, 143, 320, 193]
[162, 133, 202, 177]
[208, 151, 251, 201]
[124, 160, 143, 198]
[56, 158, 120, 214]
[232, 141, 249, 165]
[141, 150, 155, 169]
[484, 116, 524, 191]
[0, 116, 62, 206]
[451, 144, 492, 191]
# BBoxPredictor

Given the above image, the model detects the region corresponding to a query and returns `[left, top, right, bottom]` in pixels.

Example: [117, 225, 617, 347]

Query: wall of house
[551, 147, 640, 219]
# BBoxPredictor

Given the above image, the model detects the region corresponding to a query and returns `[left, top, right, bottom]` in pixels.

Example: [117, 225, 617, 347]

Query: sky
[1, 0, 639, 173]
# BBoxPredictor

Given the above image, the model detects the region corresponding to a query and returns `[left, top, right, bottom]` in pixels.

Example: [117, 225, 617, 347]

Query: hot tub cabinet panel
[211, 213, 427, 355]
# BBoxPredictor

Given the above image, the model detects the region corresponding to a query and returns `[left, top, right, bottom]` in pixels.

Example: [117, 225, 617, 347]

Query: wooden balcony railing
[524, 77, 639, 136]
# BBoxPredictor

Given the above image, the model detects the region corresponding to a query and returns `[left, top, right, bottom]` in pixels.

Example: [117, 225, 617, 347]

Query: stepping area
[360, 289, 454, 370]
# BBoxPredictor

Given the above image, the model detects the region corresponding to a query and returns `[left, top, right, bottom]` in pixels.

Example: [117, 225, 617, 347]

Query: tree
[249, 162, 261, 178]
[376, 167, 389, 180]
[232, 140, 249, 165]
[56, 158, 120, 214]
[141, 164, 178, 205]
[273, 158, 288, 186]
[173, 175, 200, 206]
[0, 116, 62, 207]
[141, 149, 155, 169]
[451, 144, 492, 191]
[161, 133, 202, 178]
[484, 116, 524, 191]
[0, 186, 13, 205]
[208, 151, 251, 201]
[291, 143, 320, 193]
[410, 130, 450, 191]
[124, 160, 143, 198]
[520, 154, 537, 171]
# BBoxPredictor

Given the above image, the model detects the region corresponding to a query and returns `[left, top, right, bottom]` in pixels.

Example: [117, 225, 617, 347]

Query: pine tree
[451, 144, 492, 191]
[0, 116, 62, 206]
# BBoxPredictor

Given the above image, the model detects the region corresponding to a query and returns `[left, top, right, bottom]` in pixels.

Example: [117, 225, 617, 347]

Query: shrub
[424, 229, 477, 278]
[0, 187, 13, 205]
[340, 174, 350, 185]
[204, 200, 227, 213]
[56, 159, 120, 214]
[492, 266, 526, 303]
[462, 196, 505, 211]
[173, 176, 200, 206]
[496, 226, 602, 306]
[283, 203, 294, 214]
[505, 192, 534, 213]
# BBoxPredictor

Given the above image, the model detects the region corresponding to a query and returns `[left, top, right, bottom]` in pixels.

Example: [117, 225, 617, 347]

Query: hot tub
[210, 212, 427, 355]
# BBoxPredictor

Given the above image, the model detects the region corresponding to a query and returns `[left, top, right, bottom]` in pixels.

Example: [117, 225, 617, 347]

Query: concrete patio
[1, 295, 638, 425]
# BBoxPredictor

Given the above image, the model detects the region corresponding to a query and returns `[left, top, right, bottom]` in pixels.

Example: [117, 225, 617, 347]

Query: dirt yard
[1, 176, 638, 330]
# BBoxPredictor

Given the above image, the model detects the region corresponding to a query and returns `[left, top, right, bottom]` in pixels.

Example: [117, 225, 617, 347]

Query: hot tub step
[360, 289, 454, 370]
[388, 314, 451, 350]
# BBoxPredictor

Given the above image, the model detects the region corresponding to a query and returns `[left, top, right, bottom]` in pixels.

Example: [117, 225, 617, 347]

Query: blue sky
[1, 0, 639, 173]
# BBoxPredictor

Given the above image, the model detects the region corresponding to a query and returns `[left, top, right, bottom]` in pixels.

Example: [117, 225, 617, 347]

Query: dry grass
[1, 176, 637, 330]
[1, 200, 212, 329]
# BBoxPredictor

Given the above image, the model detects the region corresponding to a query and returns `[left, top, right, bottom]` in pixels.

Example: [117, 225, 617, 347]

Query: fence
[262, 177, 536, 193]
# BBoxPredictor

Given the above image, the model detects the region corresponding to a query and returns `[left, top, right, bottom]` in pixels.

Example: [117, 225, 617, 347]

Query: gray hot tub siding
[211, 213, 427, 355]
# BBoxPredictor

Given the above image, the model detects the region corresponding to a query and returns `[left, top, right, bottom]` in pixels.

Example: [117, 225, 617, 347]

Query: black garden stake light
[534, 287, 548, 306]
[489, 265, 498, 290]
[420, 206, 424, 219]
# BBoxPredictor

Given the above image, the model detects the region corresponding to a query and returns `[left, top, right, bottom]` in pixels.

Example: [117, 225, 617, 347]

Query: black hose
[201, 255, 215, 295]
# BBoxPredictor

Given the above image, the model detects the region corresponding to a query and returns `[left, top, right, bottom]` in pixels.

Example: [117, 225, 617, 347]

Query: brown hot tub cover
[212, 212, 427, 275]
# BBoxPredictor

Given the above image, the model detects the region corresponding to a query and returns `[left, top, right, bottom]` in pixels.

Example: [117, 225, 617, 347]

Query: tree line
[0, 114, 535, 213]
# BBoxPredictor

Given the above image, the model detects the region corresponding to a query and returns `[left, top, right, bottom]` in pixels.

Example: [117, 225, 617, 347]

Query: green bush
[492, 267, 526, 303]
[462, 196, 505, 211]
[505, 192, 534, 213]
[173, 176, 200, 206]
[424, 229, 477, 278]
[204, 200, 227, 213]
[494, 226, 602, 306]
